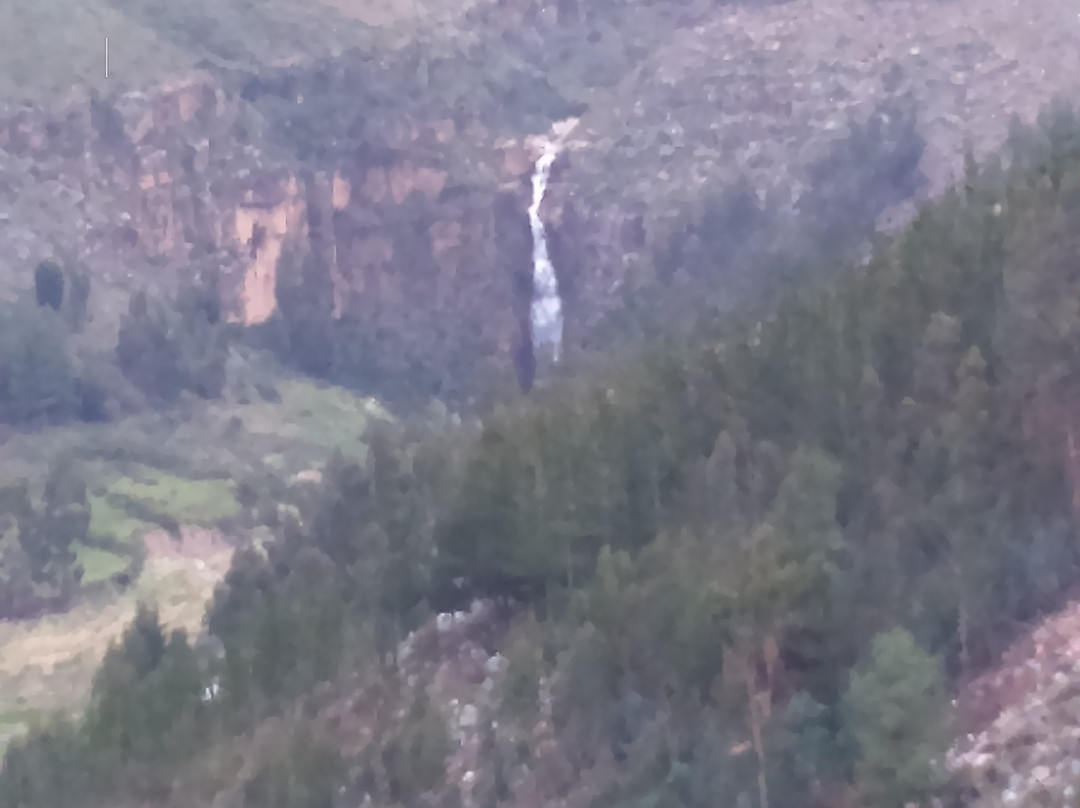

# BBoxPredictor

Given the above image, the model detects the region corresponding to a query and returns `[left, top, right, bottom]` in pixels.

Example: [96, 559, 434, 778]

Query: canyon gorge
[2, 0, 1079, 406]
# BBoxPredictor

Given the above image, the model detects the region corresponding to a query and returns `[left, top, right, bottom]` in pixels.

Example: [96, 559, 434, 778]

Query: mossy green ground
[109, 471, 241, 524]
[241, 380, 382, 461]
[0, 378, 383, 507]
[87, 494, 153, 545]
[73, 545, 131, 584]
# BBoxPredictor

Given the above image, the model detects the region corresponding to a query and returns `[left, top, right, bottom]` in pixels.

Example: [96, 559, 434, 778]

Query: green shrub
[0, 299, 78, 426]
[842, 628, 949, 808]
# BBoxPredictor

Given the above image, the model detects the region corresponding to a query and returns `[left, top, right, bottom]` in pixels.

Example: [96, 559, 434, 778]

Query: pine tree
[138, 629, 204, 761]
[680, 430, 743, 536]
[118, 603, 167, 679]
[718, 446, 843, 808]
[843, 628, 949, 808]
[25, 461, 89, 591]
[0, 298, 78, 426]
[281, 547, 346, 689]
[0, 514, 35, 618]
[934, 346, 998, 668]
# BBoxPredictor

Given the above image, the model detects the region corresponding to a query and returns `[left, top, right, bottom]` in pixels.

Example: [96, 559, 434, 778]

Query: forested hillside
[6, 100, 1080, 808]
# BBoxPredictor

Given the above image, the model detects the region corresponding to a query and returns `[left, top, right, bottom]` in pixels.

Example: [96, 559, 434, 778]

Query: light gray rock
[459, 704, 478, 729]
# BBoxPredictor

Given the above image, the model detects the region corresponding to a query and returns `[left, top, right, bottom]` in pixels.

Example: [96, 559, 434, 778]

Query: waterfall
[528, 141, 564, 363]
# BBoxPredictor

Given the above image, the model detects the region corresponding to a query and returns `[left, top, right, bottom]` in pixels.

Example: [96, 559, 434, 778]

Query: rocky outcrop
[538, 0, 1080, 346]
[0, 74, 278, 334]
[949, 598, 1080, 806]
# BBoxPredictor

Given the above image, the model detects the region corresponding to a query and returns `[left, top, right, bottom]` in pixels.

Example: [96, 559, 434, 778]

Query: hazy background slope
[0, 0, 475, 106]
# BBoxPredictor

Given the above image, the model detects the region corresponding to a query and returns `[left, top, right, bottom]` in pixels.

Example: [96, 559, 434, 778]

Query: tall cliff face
[0, 64, 550, 402]
[0, 74, 289, 334]
[2, 0, 1079, 407]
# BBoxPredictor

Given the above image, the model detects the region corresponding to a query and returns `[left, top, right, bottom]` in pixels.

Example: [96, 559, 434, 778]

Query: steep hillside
[949, 596, 1080, 806]
[9, 2, 1080, 808]
[7, 89, 1080, 808]
[0, 0, 464, 106]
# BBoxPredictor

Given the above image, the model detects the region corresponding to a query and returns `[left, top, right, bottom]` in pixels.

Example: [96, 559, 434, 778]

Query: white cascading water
[528, 140, 564, 363]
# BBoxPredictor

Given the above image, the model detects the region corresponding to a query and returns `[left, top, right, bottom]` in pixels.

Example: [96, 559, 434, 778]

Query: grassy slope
[0, 376, 387, 753]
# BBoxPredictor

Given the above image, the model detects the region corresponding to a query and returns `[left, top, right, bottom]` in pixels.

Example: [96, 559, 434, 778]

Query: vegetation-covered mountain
[4, 95, 1080, 808]
[4, 0, 1080, 805]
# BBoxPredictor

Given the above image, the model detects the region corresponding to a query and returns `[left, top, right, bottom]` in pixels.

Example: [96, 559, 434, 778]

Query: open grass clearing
[108, 469, 240, 524]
